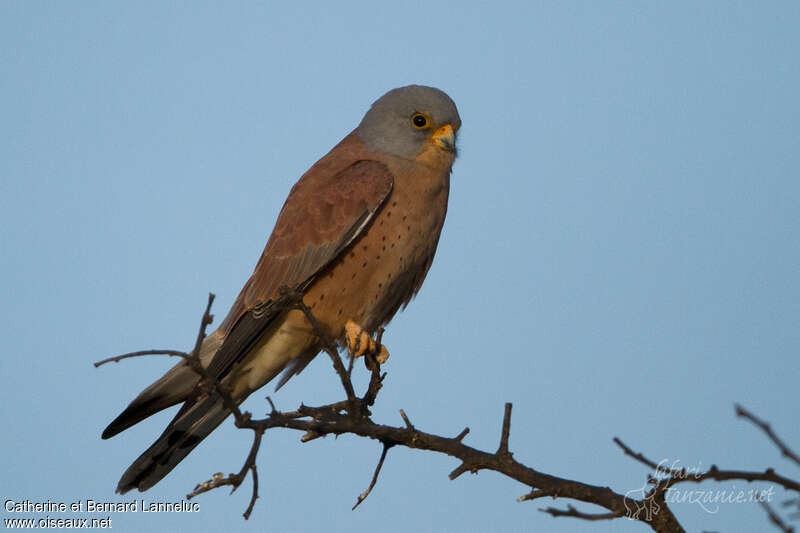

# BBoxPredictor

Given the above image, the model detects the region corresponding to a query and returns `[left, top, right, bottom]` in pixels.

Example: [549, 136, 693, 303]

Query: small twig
[190, 293, 215, 358]
[760, 500, 795, 533]
[540, 504, 624, 521]
[498, 403, 513, 457]
[352, 443, 393, 510]
[94, 349, 190, 367]
[399, 409, 414, 430]
[518, 488, 557, 502]
[613, 437, 662, 472]
[266, 396, 277, 415]
[737, 404, 800, 468]
[454, 427, 470, 442]
[449, 462, 473, 480]
[244, 463, 258, 520]
[186, 424, 263, 517]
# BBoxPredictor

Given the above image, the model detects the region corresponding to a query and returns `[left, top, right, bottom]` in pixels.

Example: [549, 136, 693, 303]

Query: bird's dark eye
[411, 113, 429, 129]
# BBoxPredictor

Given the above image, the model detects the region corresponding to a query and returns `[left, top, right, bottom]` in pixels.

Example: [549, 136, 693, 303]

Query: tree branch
[99, 293, 800, 532]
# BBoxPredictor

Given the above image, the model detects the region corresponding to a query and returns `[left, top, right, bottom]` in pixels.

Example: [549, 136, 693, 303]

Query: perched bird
[103, 85, 461, 493]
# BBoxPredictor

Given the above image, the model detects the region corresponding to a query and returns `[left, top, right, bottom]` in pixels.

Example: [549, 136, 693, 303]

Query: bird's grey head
[357, 85, 461, 160]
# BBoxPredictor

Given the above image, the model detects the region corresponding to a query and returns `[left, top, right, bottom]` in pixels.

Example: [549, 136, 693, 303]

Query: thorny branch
[97, 293, 800, 531]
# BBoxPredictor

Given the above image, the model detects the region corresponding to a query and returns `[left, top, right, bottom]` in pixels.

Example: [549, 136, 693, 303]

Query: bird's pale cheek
[416, 142, 457, 170]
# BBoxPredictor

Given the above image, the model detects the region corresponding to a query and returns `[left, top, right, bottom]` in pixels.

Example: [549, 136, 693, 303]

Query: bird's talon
[345, 320, 365, 357]
[345, 319, 388, 362]
[376, 345, 389, 364]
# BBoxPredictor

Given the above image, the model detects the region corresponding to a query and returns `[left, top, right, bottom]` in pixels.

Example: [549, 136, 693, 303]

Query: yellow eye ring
[411, 113, 430, 129]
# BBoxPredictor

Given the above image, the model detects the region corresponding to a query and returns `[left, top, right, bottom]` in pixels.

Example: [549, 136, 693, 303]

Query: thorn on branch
[301, 431, 323, 443]
[498, 403, 513, 458]
[455, 427, 470, 442]
[399, 409, 415, 431]
[266, 396, 277, 414]
[518, 488, 557, 503]
[449, 462, 478, 480]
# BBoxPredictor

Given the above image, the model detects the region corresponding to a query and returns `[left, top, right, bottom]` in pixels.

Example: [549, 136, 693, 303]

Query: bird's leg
[345, 320, 389, 364]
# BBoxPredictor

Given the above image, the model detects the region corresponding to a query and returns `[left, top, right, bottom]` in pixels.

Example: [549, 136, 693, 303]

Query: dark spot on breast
[381, 236, 386, 241]
[363, 245, 368, 251]
[392, 201, 397, 207]
[338, 308, 343, 316]
[387, 211, 392, 218]
[350, 252, 355, 258]
[362, 262, 367, 268]
[402, 215, 407, 221]
[390, 243, 395, 248]
[320, 294, 325, 301]
[378, 283, 383, 288]
[376, 255, 381, 260]
[407, 225, 411, 231]
[351, 273, 356, 279]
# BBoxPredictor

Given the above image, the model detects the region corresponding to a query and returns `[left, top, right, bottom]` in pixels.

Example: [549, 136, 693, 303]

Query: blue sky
[2, 2, 798, 532]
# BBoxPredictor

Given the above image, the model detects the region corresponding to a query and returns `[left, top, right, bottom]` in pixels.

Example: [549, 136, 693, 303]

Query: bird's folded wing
[204, 159, 394, 381]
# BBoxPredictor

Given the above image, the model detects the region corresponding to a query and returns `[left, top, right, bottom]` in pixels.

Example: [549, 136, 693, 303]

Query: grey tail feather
[103, 332, 223, 440]
[115, 394, 231, 494]
[102, 391, 189, 440]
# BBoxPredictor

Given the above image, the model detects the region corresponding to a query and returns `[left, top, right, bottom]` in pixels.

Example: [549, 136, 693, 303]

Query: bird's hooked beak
[431, 124, 456, 153]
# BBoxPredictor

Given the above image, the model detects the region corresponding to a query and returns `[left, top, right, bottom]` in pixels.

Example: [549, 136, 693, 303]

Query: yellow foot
[345, 320, 389, 363]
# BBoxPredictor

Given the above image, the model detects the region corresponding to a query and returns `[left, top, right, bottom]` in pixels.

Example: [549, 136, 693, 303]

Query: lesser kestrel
[103, 85, 461, 493]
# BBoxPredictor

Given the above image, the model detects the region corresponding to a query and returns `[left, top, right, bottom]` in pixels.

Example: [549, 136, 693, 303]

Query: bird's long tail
[115, 393, 231, 494]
